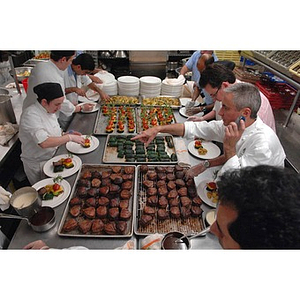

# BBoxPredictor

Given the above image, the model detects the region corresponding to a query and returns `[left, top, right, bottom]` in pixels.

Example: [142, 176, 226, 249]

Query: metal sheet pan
[57, 164, 136, 238]
[141, 96, 181, 109]
[136, 106, 177, 132]
[134, 165, 205, 236]
[99, 95, 141, 106]
[102, 134, 178, 165]
[93, 105, 137, 135]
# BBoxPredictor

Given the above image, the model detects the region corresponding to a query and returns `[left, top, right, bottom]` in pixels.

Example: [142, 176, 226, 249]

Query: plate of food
[66, 136, 99, 154]
[78, 102, 100, 113]
[187, 140, 221, 159]
[43, 154, 82, 178]
[33, 177, 71, 208]
[197, 179, 219, 208]
[179, 107, 204, 118]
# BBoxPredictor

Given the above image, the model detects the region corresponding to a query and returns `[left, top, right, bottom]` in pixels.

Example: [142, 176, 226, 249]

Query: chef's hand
[99, 90, 110, 101]
[23, 240, 49, 250]
[186, 115, 204, 122]
[131, 127, 160, 147]
[185, 162, 207, 179]
[81, 103, 95, 112]
[223, 119, 245, 160]
[69, 134, 85, 145]
[185, 100, 195, 109]
[185, 106, 203, 116]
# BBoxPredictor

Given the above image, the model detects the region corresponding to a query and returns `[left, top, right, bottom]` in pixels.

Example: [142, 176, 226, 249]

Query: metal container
[161, 231, 190, 250]
[14, 66, 32, 82]
[10, 187, 41, 218]
[0, 95, 16, 125]
[0, 207, 56, 233]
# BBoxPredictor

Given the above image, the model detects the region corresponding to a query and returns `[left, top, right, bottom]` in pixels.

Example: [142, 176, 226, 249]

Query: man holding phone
[132, 82, 285, 178]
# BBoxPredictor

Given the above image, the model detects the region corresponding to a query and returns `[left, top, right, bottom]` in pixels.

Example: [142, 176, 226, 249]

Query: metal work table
[8, 107, 221, 250]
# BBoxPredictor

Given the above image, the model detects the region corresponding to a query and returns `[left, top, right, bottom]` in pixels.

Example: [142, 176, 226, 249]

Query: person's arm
[87, 82, 110, 100]
[191, 85, 200, 101]
[185, 154, 227, 178]
[39, 133, 85, 148]
[88, 74, 103, 84]
[131, 123, 185, 147]
[65, 87, 86, 96]
[187, 110, 216, 122]
[180, 64, 190, 76]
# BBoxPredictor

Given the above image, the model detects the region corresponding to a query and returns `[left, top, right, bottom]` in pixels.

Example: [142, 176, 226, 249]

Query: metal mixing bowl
[14, 67, 32, 81]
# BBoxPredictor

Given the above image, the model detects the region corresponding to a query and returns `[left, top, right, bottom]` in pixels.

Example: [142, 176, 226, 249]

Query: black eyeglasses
[211, 85, 221, 98]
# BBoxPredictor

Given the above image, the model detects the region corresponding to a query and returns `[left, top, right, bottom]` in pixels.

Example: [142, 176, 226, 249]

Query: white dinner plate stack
[139, 76, 162, 97]
[117, 76, 140, 96]
[161, 77, 185, 97]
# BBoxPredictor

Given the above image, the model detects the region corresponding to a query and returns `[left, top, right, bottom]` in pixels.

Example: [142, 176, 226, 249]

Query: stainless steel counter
[8, 107, 221, 249]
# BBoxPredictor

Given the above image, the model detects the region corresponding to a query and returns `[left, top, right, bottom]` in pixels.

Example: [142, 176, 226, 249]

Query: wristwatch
[203, 160, 210, 168]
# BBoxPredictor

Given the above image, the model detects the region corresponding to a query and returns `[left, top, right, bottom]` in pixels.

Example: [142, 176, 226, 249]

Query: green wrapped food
[171, 153, 178, 161]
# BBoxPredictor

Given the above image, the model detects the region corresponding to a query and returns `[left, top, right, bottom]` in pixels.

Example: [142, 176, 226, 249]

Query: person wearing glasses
[132, 82, 285, 178]
[211, 165, 300, 249]
[188, 64, 276, 133]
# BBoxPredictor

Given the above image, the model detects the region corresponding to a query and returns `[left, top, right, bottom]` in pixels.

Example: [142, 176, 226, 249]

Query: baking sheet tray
[100, 95, 140, 106]
[136, 106, 177, 132]
[141, 96, 181, 109]
[102, 134, 178, 164]
[134, 165, 205, 236]
[58, 164, 136, 238]
[93, 105, 137, 135]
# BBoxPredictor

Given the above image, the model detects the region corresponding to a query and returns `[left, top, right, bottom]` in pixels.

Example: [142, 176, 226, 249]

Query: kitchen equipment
[9, 186, 41, 218]
[0, 94, 16, 125]
[114, 51, 127, 58]
[0, 206, 56, 232]
[58, 164, 136, 238]
[161, 231, 190, 250]
[14, 66, 32, 82]
[100, 51, 112, 58]
[174, 226, 211, 244]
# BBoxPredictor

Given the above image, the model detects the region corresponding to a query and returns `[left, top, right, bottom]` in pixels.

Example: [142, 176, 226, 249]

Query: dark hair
[72, 53, 95, 71]
[217, 165, 300, 249]
[50, 51, 75, 62]
[199, 64, 236, 88]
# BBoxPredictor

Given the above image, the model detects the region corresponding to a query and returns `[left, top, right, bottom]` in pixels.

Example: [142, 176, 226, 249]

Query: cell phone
[235, 116, 245, 128]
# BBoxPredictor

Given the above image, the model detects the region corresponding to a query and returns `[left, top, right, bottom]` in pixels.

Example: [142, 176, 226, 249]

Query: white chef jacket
[184, 117, 286, 176]
[64, 65, 92, 105]
[22, 60, 75, 117]
[19, 102, 62, 184]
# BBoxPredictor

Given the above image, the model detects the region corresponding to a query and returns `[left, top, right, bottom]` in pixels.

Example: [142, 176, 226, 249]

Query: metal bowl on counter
[14, 66, 33, 81]
[0, 88, 9, 96]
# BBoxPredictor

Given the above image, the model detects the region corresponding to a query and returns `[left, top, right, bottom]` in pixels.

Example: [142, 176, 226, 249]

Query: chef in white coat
[19, 82, 85, 185]
[22, 51, 90, 129]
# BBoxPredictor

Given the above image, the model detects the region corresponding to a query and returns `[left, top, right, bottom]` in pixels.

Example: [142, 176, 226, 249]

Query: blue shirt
[185, 51, 218, 105]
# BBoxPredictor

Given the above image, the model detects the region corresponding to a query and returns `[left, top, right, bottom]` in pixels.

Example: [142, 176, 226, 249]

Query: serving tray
[102, 134, 178, 165]
[57, 164, 136, 238]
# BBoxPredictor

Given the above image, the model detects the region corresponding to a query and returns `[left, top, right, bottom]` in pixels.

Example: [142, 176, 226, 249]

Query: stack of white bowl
[161, 77, 185, 97]
[139, 76, 162, 97]
[117, 76, 140, 96]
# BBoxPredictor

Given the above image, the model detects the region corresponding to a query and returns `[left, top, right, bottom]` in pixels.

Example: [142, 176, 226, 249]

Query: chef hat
[33, 82, 64, 102]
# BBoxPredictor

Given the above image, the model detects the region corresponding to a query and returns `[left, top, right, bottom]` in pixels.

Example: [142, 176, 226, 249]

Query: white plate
[180, 98, 201, 107]
[78, 102, 100, 113]
[197, 179, 218, 208]
[66, 136, 99, 154]
[43, 154, 82, 178]
[179, 107, 204, 118]
[187, 140, 221, 160]
[32, 178, 71, 208]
